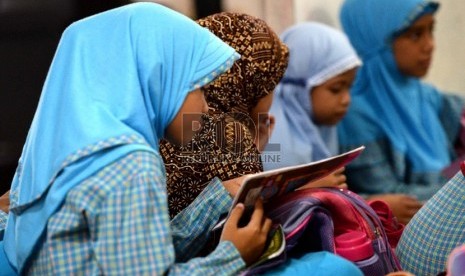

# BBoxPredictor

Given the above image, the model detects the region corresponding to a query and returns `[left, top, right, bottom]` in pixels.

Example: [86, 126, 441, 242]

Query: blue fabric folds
[337, 0, 449, 173]
[263, 251, 363, 276]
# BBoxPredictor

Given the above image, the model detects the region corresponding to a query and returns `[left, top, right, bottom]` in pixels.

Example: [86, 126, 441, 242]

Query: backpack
[243, 187, 403, 275]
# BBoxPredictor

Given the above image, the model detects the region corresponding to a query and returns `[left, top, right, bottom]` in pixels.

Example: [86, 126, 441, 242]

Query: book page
[214, 146, 365, 230]
[233, 146, 365, 224]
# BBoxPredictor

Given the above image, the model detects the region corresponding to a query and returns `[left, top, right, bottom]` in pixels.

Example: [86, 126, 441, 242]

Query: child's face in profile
[393, 14, 435, 78]
[311, 67, 357, 125]
[250, 93, 274, 151]
[165, 88, 209, 146]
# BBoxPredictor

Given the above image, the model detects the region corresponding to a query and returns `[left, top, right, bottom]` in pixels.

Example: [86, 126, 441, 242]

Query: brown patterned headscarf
[160, 12, 289, 218]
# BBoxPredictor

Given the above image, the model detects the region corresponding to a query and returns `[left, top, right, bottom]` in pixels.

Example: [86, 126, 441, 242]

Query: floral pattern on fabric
[161, 12, 289, 218]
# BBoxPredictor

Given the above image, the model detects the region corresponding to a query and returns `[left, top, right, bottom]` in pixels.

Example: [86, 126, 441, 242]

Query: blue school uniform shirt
[396, 170, 465, 275]
[26, 147, 244, 275]
[338, 0, 465, 200]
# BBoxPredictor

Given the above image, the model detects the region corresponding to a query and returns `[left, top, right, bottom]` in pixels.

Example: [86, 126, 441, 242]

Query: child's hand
[220, 199, 272, 267]
[0, 190, 10, 213]
[298, 167, 347, 189]
[367, 194, 422, 225]
[222, 175, 249, 197]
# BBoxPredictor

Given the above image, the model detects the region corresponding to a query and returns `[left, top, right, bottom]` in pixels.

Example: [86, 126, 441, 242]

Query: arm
[0, 191, 9, 214]
[343, 139, 444, 201]
[438, 92, 465, 146]
[170, 177, 235, 261]
[343, 142, 429, 224]
[0, 191, 9, 232]
[91, 158, 244, 275]
[0, 210, 6, 234]
[299, 167, 348, 190]
[28, 152, 245, 275]
[172, 173, 272, 267]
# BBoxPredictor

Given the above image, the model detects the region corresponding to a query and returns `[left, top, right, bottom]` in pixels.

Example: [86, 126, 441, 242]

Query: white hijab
[263, 22, 361, 170]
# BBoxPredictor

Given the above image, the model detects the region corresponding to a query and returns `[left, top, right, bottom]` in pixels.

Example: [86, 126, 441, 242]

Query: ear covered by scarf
[338, 0, 449, 173]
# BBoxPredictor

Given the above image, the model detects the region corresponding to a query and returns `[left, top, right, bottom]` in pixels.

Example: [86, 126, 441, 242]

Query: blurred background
[1, 0, 464, 194]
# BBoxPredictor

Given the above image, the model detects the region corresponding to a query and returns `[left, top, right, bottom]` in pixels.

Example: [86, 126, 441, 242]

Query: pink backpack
[244, 187, 403, 275]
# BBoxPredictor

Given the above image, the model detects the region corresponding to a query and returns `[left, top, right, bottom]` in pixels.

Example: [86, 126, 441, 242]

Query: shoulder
[66, 150, 164, 210]
[106, 150, 163, 176]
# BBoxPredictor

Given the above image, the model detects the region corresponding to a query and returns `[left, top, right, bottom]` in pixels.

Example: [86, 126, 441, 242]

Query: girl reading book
[262, 22, 361, 190]
[0, 4, 272, 274]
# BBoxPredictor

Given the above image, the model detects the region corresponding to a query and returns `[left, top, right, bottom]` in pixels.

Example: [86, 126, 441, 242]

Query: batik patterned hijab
[160, 12, 289, 218]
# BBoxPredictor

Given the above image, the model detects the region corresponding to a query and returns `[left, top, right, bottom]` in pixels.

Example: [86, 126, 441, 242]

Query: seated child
[0, 4, 271, 274]
[396, 168, 465, 275]
[263, 22, 361, 190]
[337, 0, 465, 224]
[160, 12, 289, 218]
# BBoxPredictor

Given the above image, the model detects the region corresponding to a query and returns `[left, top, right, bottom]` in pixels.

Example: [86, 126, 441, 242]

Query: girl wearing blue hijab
[260, 24, 366, 274]
[338, 0, 465, 224]
[263, 22, 361, 189]
[0, 3, 272, 275]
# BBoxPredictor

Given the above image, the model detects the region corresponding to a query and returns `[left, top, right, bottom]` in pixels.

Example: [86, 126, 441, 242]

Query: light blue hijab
[263, 22, 361, 171]
[338, 0, 450, 172]
[2, 3, 238, 273]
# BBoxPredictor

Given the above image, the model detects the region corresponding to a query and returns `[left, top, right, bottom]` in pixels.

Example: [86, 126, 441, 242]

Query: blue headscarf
[3, 3, 238, 273]
[263, 22, 361, 171]
[337, 0, 449, 172]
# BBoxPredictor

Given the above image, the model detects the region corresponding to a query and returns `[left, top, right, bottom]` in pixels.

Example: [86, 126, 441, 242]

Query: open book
[215, 146, 365, 229]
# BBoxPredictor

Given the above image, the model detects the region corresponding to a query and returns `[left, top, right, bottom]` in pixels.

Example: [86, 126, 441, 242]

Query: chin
[319, 119, 340, 126]
[411, 72, 428, 78]
[412, 65, 430, 78]
[419, 71, 429, 78]
[409, 67, 429, 78]
[399, 66, 429, 78]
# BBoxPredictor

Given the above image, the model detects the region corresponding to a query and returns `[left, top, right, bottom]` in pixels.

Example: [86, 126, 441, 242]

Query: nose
[423, 32, 435, 54]
[341, 90, 351, 107]
[200, 93, 209, 113]
[202, 100, 209, 114]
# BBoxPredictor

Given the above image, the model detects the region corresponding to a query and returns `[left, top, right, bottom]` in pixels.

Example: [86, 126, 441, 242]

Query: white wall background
[152, 0, 465, 95]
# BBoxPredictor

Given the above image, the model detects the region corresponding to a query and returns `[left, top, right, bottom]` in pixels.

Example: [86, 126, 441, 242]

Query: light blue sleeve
[342, 139, 444, 201]
[92, 170, 244, 275]
[170, 177, 236, 260]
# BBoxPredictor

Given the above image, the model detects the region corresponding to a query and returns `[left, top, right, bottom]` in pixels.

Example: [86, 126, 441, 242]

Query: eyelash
[406, 26, 434, 41]
[329, 84, 345, 93]
[409, 32, 421, 40]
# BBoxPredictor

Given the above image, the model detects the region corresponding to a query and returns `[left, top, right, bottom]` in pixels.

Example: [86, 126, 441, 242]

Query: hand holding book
[220, 198, 272, 267]
[214, 146, 365, 230]
[232, 146, 365, 218]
